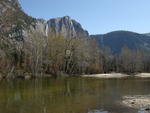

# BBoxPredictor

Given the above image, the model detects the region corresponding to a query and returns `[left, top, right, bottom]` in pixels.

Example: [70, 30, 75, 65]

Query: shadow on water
[0, 77, 150, 113]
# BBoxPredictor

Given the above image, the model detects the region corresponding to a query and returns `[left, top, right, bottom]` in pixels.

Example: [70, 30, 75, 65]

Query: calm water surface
[0, 77, 150, 113]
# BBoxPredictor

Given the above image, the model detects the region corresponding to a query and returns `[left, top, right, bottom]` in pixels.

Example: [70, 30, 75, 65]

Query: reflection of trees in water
[0, 78, 150, 113]
[64, 79, 71, 96]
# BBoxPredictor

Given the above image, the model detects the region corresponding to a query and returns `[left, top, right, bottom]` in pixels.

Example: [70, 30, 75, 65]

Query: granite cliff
[0, 0, 89, 42]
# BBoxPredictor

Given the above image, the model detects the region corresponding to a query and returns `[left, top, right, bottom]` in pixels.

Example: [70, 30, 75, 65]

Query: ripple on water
[88, 110, 108, 113]
[138, 110, 150, 113]
[88, 109, 148, 113]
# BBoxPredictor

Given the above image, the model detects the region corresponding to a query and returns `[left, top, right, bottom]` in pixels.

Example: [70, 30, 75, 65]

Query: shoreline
[1, 72, 150, 79]
[82, 73, 150, 78]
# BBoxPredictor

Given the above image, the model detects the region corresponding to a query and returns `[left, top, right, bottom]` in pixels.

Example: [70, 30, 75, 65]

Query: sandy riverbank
[82, 73, 150, 78]
[135, 73, 150, 78]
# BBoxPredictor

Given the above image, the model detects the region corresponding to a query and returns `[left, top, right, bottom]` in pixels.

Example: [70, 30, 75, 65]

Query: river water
[0, 77, 150, 113]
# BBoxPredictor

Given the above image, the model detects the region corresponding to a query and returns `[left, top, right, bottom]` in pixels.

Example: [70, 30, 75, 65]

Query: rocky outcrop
[1, 0, 89, 47]
[122, 95, 150, 112]
[0, 0, 35, 51]
[8, 0, 21, 7]
[46, 16, 89, 38]
[24, 16, 89, 39]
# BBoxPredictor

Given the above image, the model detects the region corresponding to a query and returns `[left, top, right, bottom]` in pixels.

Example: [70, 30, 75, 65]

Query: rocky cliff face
[0, 0, 35, 34]
[29, 16, 89, 38]
[28, 16, 89, 38]
[46, 16, 89, 38]
[8, 0, 21, 7]
[0, 0, 37, 52]
[0, 0, 89, 52]
[1, 0, 89, 38]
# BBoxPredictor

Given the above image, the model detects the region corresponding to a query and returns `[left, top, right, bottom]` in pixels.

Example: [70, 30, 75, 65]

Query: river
[0, 77, 150, 113]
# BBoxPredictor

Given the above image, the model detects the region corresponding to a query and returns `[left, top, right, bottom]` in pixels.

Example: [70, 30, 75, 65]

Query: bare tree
[23, 29, 47, 76]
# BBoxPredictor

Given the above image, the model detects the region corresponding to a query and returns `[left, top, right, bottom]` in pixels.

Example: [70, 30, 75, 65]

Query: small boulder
[145, 108, 150, 111]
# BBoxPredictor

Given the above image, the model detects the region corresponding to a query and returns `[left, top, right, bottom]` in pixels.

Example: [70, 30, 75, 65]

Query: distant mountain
[91, 31, 150, 54]
[144, 33, 150, 37]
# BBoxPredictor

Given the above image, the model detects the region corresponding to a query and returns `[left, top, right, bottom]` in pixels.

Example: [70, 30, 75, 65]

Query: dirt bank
[135, 73, 150, 78]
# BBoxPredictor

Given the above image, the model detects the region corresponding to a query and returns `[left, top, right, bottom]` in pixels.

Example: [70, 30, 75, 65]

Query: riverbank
[82, 73, 150, 78]
[122, 95, 150, 112]
[0, 73, 53, 80]
[1, 72, 150, 79]
[135, 73, 150, 78]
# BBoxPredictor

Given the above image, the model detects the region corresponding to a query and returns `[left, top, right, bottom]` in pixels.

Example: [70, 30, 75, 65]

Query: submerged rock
[122, 95, 150, 112]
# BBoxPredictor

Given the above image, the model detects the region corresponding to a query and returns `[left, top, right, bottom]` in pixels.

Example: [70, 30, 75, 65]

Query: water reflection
[88, 110, 108, 113]
[138, 110, 149, 113]
[0, 78, 149, 113]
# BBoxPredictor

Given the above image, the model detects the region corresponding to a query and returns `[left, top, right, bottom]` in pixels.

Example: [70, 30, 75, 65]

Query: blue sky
[20, 0, 150, 34]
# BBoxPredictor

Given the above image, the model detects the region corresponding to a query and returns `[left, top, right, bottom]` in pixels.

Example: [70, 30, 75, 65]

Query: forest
[1, 27, 150, 78]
